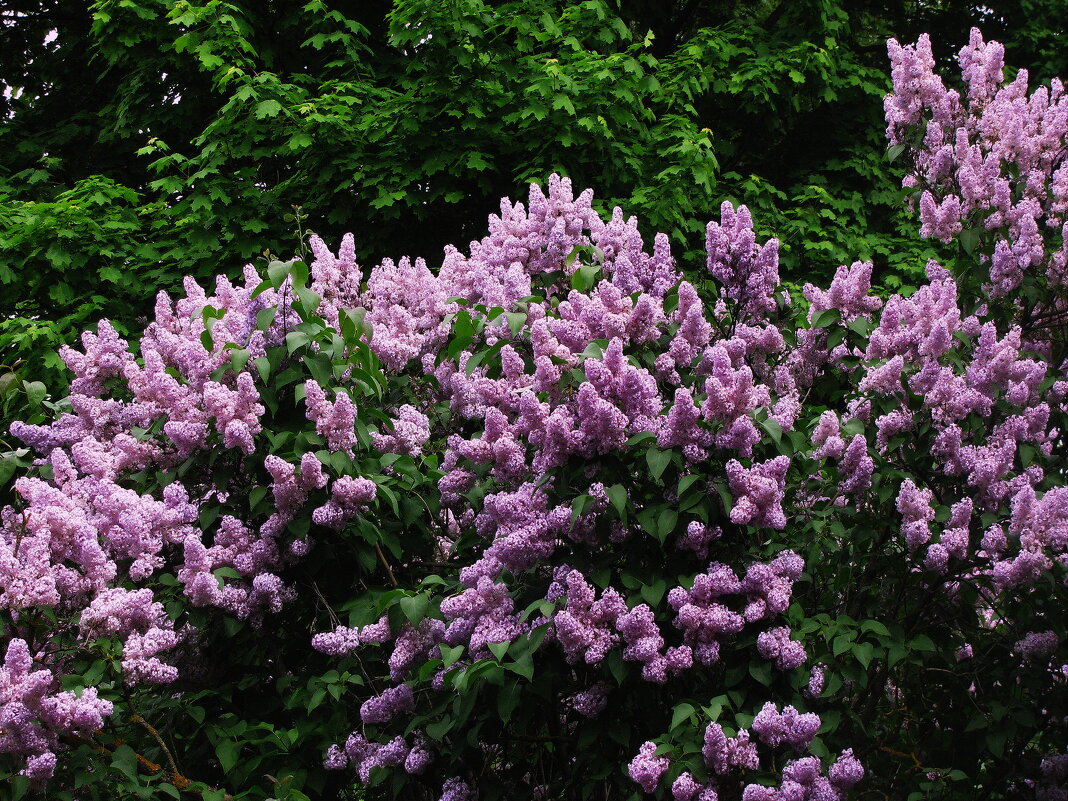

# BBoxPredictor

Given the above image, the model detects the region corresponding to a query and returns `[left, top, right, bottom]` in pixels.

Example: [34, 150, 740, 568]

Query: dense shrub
[0, 29, 1066, 801]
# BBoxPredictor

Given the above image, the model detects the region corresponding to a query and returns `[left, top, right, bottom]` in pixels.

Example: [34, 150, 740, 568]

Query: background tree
[2, 0, 1066, 391]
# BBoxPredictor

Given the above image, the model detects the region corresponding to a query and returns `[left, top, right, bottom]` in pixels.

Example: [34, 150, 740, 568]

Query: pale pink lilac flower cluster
[371, 405, 432, 457]
[757, 627, 808, 671]
[671, 771, 718, 801]
[304, 380, 358, 456]
[311, 476, 377, 530]
[706, 201, 781, 321]
[360, 684, 415, 725]
[568, 682, 610, 718]
[311, 615, 391, 657]
[0, 639, 112, 784]
[726, 457, 790, 529]
[0, 255, 398, 780]
[702, 722, 759, 774]
[295, 176, 834, 792]
[665, 553, 804, 668]
[323, 731, 424, 783]
[631, 711, 863, 799]
[552, 569, 626, 665]
[886, 29, 1068, 299]
[1015, 630, 1059, 663]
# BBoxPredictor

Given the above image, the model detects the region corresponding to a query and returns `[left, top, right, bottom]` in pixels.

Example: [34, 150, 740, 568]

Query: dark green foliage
[4, 0, 1063, 390]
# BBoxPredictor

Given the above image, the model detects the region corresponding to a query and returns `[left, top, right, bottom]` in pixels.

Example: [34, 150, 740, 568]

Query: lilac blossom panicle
[0, 639, 112, 784]
[726, 456, 790, 529]
[628, 741, 670, 794]
[360, 684, 415, 725]
[757, 627, 808, 671]
[806, 663, 827, 697]
[439, 778, 474, 801]
[371, 404, 432, 457]
[897, 479, 935, 550]
[303, 379, 358, 456]
[706, 201, 781, 321]
[886, 28, 1068, 298]
[569, 682, 610, 718]
[752, 702, 822, 751]
[1015, 630, 1059, 663]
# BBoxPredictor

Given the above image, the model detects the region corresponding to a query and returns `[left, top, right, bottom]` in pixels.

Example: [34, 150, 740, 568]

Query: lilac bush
[0, 29, 1066, 801]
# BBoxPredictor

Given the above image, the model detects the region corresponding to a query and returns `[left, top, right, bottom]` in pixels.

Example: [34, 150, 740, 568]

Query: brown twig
[62, 731, 161, 775]
[130, 715, 188, 790]
[375, 542, 399, 586]
[879, 745, 923, 769]
[63, 727, 228, 798]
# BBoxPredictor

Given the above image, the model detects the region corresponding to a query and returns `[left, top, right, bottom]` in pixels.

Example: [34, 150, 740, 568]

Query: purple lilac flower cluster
[627, 711, 864, 799]
[886, 29, 1068, 299]
[0, 639, 112, 784]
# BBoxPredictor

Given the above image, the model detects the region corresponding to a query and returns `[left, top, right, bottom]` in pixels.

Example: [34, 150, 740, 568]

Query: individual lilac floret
[628, 741, 670, 794]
